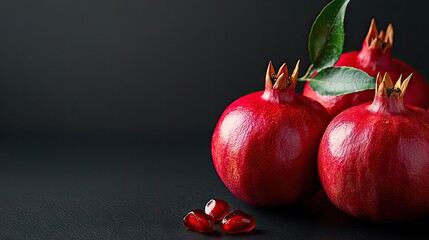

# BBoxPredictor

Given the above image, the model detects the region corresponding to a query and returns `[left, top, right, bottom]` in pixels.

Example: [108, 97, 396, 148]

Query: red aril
[303, 19, 429, 117]
[205, 198, 230, 221]
[220, 210, 255, 234]
[182, 209, 214, 233]
[211, 61, 330, 206]
[318, 73, 429, 222]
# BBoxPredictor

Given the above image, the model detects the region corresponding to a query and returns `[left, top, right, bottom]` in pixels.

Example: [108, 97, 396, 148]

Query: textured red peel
[318, 74, 429, 223]
[211, 61, 330, 206]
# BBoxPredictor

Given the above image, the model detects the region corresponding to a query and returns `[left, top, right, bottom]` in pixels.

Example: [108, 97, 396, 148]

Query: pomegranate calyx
[365, 19, 394, 53]
[263, 61, 300, 103]
[399, 74, 411, 99]
[264, 61, 300, 91]
[375, 73, 394, 97]
[273, 73, 288, 89]
[289, 60, 300, 90]
[375, 73, 411, 98]
[370, 73, 412, 113]
[265, 62, 285, 88]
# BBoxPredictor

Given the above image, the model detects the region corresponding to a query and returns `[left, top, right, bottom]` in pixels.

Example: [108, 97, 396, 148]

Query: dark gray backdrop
[1, 1, 429, 239]
[0, 0, 427, 137]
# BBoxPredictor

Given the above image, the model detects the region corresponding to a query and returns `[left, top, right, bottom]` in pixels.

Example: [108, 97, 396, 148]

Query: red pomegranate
[211, 61, 330, 206]
[303, 19, 429, 117]
[318, 73, 429, 222]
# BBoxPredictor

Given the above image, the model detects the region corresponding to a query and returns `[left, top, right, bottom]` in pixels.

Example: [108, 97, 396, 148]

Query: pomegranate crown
[265, 60, 300, 91]
[365, 19, 394, 53]
[375, 72, 411, 99]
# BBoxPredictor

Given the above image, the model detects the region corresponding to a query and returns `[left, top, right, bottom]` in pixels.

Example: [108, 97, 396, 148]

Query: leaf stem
[301, 64, 314, 79]
[298, 64, 314, 82]
[298, 77, 313, 82]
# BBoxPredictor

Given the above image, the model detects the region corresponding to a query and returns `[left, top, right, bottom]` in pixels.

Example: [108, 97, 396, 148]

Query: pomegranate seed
[182, 209, 214, 233]
[220, 210, 256, 234]
[204, 198, 230, 221]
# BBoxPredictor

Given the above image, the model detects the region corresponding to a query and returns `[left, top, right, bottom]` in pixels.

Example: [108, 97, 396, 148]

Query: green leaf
[308, 0, 350, 74]
[309, 67, 376, 96]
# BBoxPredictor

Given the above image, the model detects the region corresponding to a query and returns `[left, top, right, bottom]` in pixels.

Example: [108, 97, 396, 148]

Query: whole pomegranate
[303, 19, 429, 117]
[211, 61, 330, 206]
[318, 73, 429, 222]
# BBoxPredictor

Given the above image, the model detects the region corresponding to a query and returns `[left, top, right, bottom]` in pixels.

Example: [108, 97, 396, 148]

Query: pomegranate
[303, 19, 429, 117]
[205, 198, 230, 221]
[318, 73, 429, 222]
[211, 61, 330, 206]
[182, 209, 214, 233]
[220, 210, 255, 234]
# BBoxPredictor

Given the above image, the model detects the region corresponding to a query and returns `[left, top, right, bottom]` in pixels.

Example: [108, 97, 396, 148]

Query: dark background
[0, 0, 428, 239]
[1, 0, 428, 135]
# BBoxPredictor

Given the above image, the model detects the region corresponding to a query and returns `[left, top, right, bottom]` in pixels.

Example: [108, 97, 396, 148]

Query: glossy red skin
[205, 198, 230, 221]
[303, 82, 373, 118]
[211, 89, 330, 206]
[303, 43, 429, 117]
[220, 210, 255, 234]
[182, 209, 214, 233]
[318, 97, 429, 222]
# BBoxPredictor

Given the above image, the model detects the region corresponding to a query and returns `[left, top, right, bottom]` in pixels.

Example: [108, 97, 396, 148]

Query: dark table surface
[1, 132, 428, 240]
